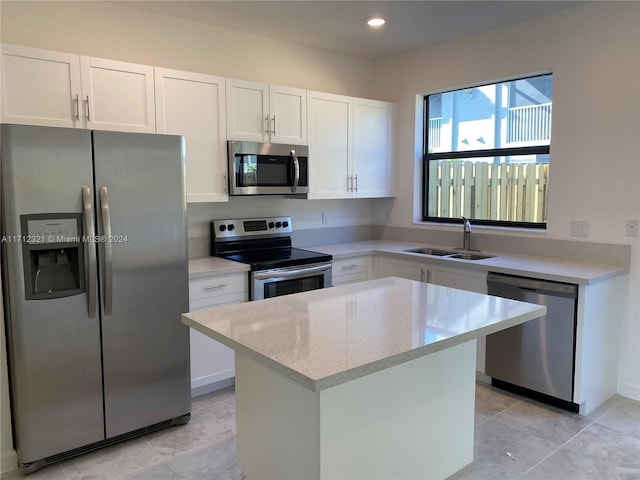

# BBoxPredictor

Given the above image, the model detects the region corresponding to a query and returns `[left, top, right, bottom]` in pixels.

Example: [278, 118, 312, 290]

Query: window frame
[422, 76, 551, 229]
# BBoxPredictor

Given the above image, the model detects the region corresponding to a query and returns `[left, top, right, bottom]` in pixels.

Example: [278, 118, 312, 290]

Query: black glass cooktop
[218, 247, 332, 271]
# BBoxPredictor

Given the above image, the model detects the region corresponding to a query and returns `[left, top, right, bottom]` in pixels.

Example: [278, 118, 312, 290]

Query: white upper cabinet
[1, 44, 81, 128]
[308, 91, 395, 199]
[80, 56, 155, 133]
[155, 67, 228, 203]
[352, 98, 395, 198]
[226, 78, 307, 144]
[307, 91, 352, 199]
[1, 44, 155, 133]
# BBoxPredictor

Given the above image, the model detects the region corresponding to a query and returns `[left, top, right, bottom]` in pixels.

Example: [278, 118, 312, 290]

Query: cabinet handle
[348, 175, 353, 191]
[272, 115, 276, 136]
[223, 173, 227, 193]
[341, 264, 359, 270]
[354, 174, 358, 192]
[426, 270, 432, 283]
[84, 95, 90, 120]
[204, 284, 227, 290]
[74, 94, 80, 120]
[265, 115, 270, 134]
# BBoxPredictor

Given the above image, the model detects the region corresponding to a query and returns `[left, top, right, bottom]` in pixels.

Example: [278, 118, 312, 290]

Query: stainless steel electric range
[210, 216, 332, 300]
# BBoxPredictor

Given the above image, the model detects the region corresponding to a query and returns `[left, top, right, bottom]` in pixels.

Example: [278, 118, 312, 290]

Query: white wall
[0, 1, 375, 97]
[371, 2, 640, 400]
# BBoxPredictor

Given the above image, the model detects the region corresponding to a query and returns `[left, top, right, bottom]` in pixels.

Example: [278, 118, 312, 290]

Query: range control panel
[212, 216, 293, 240]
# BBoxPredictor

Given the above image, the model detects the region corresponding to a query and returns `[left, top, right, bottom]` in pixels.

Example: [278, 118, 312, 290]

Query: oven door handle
[254, 263, 331, 280]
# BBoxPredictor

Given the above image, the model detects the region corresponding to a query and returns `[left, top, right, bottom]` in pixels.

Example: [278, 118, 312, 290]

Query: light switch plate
[570, 220, 590, 238]
[626, 219, 639, 237]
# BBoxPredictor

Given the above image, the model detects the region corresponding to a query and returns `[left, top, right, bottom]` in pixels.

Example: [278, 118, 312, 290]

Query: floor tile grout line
[143, 433, 193, 480]
[518, 411, 605, 478]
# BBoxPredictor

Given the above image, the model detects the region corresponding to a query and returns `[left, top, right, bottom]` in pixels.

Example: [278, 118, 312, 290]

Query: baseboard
[475, 371, 491, 384]
[617, 380, 640, 402]
[0, 449, 18, 475]
[191, 377, 235, 398]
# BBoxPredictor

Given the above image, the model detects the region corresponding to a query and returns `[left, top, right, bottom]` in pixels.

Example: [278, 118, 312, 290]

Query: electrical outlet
[322, 211, 328, 225]
[570, 220, 590, 238]
[626, 219, 639, 237]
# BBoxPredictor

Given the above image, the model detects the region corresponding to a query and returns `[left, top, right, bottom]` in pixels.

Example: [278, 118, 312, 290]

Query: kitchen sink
[448, 252, 496, 261]
[404, 247, 496, 261]
[404, 247, 457, 256]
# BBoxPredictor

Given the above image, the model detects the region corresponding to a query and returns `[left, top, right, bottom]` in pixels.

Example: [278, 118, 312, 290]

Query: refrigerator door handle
[82, 186, 98, 318]
[99, 186, 113, 316]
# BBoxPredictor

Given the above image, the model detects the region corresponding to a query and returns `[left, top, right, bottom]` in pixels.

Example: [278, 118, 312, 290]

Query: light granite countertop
[312, 240, 628, 285]
[182, 277, 546, 391]
[188, 256, 250, 279]
[189, 240, 628, 285]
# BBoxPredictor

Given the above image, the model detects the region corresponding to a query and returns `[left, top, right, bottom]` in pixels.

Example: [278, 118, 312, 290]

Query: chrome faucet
[461, 216, 472, 251]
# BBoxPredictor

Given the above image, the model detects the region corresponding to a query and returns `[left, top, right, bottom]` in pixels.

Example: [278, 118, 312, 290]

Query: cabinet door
[352, 98, 395, 198]
[307, 91, 351, 199]
[188, 273, 248, 393]
[155, 68, 228, 203]
[425, 264, 488, 373]
[269, 85, 307, 144]
[425, 265, 487, 294]
[377, 256, 424, 282]
[226, 78, 269, 142]
[1, 44, 81, 128]
[80, 56, 155, 133]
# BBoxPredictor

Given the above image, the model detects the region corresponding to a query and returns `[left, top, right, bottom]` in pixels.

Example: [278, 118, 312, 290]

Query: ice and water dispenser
[21, 213, 85, 300]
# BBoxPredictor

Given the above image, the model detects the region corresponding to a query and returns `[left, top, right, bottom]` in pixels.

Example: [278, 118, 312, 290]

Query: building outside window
[423, 73, 553, 228]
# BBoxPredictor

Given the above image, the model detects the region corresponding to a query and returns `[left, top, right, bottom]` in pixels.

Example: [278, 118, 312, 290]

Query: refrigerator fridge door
[1, 125, 105, 463]
[92, 131, 190, 438]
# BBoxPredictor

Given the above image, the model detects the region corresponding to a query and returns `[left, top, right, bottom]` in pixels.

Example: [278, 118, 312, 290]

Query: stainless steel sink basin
[404, 247, 496, 261]
[405, 247, 457, 256]
[449, 253, 496, 261]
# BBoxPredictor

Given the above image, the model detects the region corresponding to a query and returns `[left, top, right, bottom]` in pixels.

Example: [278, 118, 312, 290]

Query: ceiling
[120, 1, 583, 60]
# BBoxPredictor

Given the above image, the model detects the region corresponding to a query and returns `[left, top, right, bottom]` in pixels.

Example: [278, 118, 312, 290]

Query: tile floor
[2, 383, 639, 480]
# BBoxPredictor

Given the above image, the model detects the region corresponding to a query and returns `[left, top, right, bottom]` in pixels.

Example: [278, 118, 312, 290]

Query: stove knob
[282, 221, 289, 228]
[275, 221, 282, 228]
[228, 224, 235, 231]
[268, 222, 275, 229]
[219, 224, 227, 232]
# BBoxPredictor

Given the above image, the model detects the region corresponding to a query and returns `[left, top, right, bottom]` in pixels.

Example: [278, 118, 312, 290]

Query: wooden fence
[427, 160, 548, 222]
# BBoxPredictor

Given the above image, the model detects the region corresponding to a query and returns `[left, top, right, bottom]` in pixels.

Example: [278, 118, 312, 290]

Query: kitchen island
[182, 277, 546, 480]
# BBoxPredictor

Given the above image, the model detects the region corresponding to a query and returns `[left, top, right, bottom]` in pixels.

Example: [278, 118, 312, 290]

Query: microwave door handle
[291, 149, 300, 193]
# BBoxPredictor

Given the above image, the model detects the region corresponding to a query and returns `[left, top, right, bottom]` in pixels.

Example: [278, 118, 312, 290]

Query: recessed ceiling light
[366, 17, 386, 27]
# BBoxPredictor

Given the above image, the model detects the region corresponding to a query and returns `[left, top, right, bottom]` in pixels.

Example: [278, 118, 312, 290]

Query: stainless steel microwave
[227, 141, 309, 196]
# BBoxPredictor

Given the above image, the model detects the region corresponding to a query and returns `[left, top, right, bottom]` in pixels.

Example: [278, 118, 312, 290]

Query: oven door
[251, 262, 332, 300]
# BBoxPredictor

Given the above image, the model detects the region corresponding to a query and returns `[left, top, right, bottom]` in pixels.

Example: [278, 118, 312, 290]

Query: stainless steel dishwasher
[485, 272, 579, 411]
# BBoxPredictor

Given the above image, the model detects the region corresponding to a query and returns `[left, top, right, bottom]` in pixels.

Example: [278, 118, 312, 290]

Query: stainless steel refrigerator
[1, 124, 190, 472]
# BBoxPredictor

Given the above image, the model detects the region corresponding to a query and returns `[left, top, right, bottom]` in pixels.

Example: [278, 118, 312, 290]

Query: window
[423, 74, 552, 228]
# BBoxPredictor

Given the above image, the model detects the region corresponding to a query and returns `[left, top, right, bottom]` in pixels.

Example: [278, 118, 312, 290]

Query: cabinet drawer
[189, 273, 247, 301]
[332, 256, 371, 276]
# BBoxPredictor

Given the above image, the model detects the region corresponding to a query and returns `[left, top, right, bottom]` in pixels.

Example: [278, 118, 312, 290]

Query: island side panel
[319, 340, 477, 480]
[235, 342, 477, 480]
[235, 353, 320, 480]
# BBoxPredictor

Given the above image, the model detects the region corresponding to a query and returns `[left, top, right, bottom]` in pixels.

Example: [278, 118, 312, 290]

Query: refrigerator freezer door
[92, 131, 190, 438]
[1, 125, 105, 463]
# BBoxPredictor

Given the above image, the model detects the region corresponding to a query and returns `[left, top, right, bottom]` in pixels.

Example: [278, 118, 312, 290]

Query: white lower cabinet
[376, 256, 425, 282]
[375, 255, 488, 373]
[332, 256, 372, 286]
[188, 272, 248, 395]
